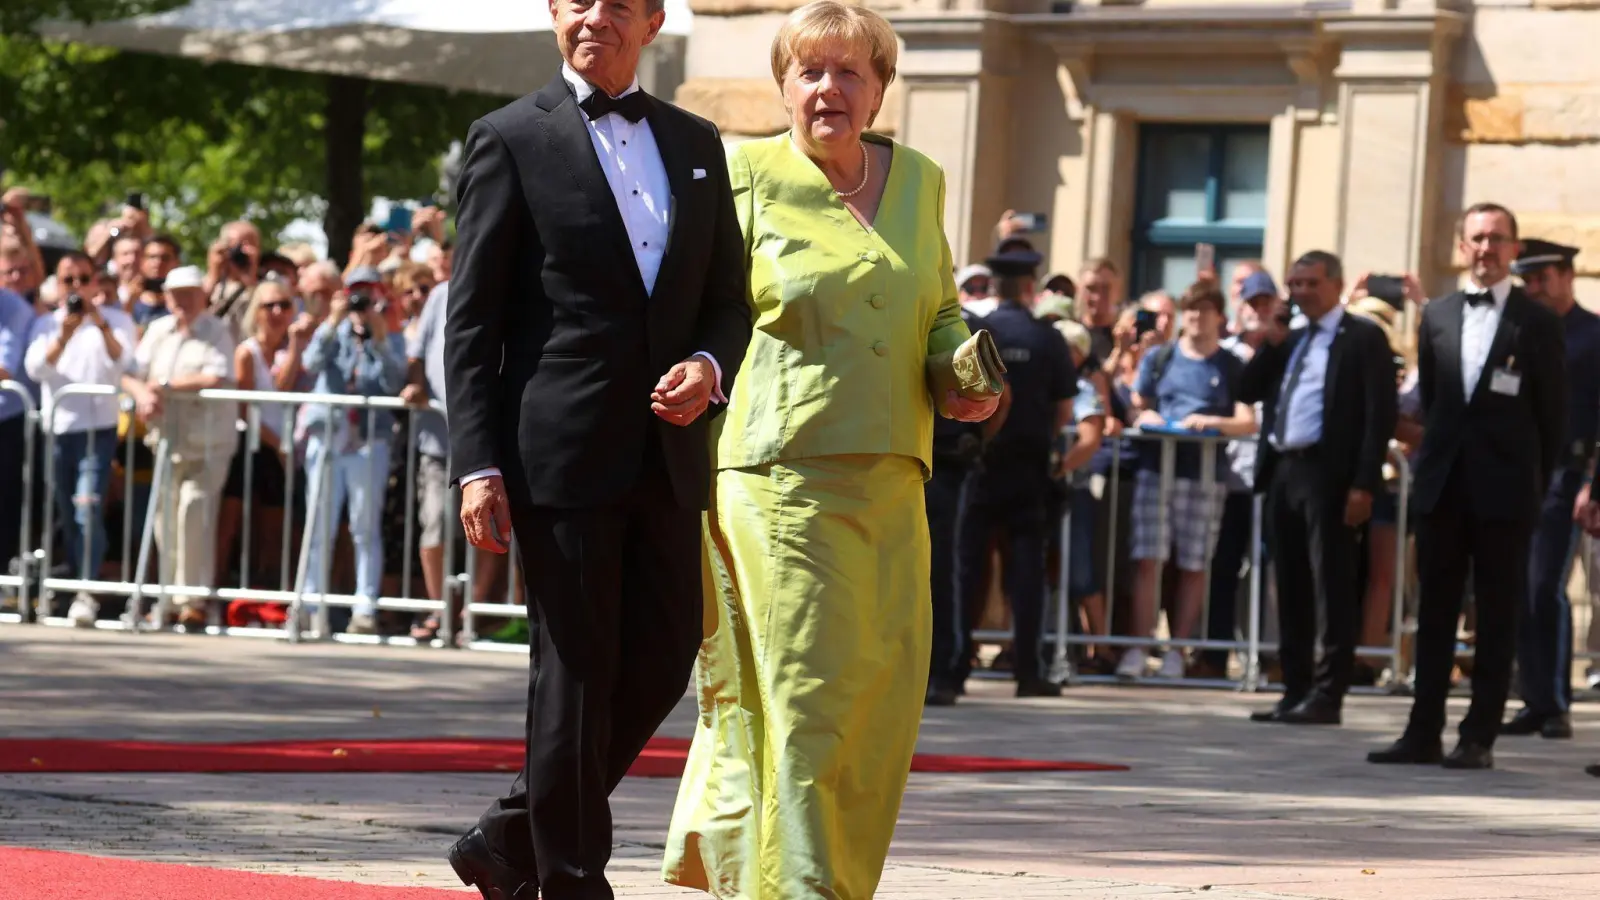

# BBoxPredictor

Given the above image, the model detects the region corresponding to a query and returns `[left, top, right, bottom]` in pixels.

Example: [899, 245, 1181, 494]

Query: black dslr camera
[64, 293, 86, 315]
[347, 290, 372, 313]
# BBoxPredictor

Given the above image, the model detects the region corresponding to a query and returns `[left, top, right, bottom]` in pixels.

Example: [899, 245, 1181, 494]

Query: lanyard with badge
[1490, 354, 1521, 397]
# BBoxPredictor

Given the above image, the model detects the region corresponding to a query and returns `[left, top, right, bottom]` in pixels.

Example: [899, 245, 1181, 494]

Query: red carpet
[0, 736, 1125, 775]
[0, 846, 464, 899]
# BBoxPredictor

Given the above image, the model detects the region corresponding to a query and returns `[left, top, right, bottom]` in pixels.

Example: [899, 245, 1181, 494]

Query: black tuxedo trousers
[478, 436, 702, 900]
[1408, 461, 1530, 748]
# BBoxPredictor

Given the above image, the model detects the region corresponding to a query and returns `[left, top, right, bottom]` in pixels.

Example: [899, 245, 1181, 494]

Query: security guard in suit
[951, 249, 1078, 697]
[1504, 239, 1600, 740]
[927, 265, 1005, 706]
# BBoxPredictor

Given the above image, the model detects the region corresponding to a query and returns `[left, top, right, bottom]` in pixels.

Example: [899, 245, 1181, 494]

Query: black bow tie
[580, 90, 650, 123]
[1465, 290, 1495, 309]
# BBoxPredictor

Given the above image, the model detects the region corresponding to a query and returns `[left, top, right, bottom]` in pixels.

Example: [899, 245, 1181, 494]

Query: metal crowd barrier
[6, 383, 530, 649]
[967, 426, 1413, 693]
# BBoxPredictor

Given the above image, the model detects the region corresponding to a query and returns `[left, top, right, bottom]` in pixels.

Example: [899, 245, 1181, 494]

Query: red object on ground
[0, 846, 466, 900]
[0, 736, 1125, 775]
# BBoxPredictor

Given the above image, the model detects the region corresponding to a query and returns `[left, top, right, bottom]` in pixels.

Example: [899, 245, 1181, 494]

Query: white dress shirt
[24, 304, 137, 435]
[1460, 277, 1512, 399]
[1272, 305, 1342, 451]
[460, 65, 723, 488]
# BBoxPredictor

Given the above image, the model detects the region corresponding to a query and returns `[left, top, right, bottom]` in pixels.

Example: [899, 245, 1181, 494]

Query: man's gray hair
[1293, 250, 1344, 282]
[307, 260, 342, 283]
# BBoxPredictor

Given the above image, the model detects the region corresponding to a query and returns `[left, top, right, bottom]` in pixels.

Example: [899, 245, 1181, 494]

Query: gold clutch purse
[927, 329, 1007, 402]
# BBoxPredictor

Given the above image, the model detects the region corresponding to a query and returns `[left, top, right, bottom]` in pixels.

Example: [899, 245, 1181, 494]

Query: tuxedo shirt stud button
[862, 250, 881, 264]
[872, 341, 888, 357]
[869, 295, 885, 309]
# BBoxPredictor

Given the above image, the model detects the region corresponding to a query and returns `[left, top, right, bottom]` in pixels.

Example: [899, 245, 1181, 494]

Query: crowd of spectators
[0, 187, 511, 641]
[960, 210, 1600, 693]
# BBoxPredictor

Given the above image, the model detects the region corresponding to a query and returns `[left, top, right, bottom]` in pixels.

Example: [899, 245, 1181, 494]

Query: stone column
[1325, 11, 1462, 296]
[891, 11, 1022, 266]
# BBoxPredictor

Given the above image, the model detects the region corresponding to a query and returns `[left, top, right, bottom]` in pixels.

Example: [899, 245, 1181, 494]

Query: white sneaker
[1115, 648, 1149, 680]
[347, 612, 378, 635]
[1159, 649, 1186, 679]
[67, 593, 99, 628]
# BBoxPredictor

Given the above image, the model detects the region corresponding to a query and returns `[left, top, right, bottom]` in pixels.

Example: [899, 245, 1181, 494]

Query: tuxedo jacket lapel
[532, 76, 647, 297]
[645, 97, 691, 298]
[1436, 293, 1467, 409]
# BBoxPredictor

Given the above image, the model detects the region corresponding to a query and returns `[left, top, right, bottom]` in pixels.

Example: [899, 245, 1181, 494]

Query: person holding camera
[297, 267, 406, 635]
[24, 251, 137, 624]
[130, 236, 181, 329]
[204, 220, 262, 342]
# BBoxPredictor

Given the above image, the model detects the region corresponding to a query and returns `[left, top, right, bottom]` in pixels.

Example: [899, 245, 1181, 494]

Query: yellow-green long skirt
[663, 453, 931, 900]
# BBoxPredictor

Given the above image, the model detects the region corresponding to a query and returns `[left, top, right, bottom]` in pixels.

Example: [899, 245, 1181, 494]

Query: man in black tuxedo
[1369, 203, 1567, 770]
[1241, 251, 1398, 726]
[441, 0, 751, 896]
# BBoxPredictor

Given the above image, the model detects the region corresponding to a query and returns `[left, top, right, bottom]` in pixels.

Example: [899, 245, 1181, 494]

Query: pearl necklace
[835, 142, 870, 198]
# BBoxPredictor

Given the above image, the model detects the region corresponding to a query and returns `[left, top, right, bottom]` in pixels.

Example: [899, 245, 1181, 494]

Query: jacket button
[869, 294, 885, 309]
[872, 341, 888, 356]
[862, 250, 881, 263]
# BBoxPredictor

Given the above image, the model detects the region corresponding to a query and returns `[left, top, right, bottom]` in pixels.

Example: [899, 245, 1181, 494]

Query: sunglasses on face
[60, 275, 91, 286]
[261, 300, 294, 313]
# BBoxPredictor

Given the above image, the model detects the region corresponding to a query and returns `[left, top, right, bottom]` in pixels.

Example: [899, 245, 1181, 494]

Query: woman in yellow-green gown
[662, 3, 999, 898]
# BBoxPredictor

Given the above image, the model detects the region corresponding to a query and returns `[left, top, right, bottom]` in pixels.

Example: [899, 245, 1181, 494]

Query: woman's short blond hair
[770, 1, 898, 90]
[243, 279, 293, 338]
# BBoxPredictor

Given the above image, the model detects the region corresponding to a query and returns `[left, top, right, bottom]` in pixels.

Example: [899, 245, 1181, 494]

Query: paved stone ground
[2, 628, 1599, 899]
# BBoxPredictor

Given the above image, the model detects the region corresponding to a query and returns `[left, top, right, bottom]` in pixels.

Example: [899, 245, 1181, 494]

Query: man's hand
[1134, 409, 1166, 429]
[134, 381, 164, 419]
[1344, 488, 1373, 528]
[651, 357, 715, 426]
[400, 383, 428, 407]
[1402, 273, 1428, 307]
[461, 476, 512, 553]
[59, 311, 84, 340]
[943, 390, 999, 423]
[1179, 413, 1215, 432]
[1574, 484, 1600, 536]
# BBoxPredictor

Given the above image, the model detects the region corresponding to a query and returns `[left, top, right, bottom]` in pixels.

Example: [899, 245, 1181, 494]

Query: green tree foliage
[1, 1, 185, 37]
[0, 28, 502, 261]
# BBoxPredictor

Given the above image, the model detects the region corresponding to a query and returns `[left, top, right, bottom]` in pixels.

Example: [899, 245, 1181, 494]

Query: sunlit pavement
[3, 628, 1598, 899]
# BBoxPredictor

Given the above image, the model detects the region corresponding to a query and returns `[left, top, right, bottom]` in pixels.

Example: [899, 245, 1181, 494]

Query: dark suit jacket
[1413, 287, 1567, 523]
[1241, 311, 1399, 499]
[444, 75, 752, 510]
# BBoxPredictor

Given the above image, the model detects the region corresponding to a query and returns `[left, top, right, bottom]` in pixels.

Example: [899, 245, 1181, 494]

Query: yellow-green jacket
[713, 132, 971, 476]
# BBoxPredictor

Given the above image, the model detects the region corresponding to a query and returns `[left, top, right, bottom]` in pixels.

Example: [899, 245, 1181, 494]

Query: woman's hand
[944, 390, 998, 423]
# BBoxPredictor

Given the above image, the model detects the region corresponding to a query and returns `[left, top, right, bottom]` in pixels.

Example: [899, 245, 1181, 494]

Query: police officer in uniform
[1503, 239, 1600, 740]
[950, 249, 1078, 697]
[927, 265, 1010, 706]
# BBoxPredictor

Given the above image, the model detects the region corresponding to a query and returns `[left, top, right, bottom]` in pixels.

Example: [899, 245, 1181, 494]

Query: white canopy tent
[44, 0, 693, 97]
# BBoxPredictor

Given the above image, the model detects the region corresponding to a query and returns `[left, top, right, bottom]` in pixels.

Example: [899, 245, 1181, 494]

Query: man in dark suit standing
[1241, 251, 1398, 726]
[441, 1, 752, 896]
[1500, 239, 1600, 741]
[1369, 203, 1567, 770]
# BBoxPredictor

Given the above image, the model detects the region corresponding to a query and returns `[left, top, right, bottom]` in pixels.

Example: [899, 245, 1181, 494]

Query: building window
[1131, 124, 1270, 298]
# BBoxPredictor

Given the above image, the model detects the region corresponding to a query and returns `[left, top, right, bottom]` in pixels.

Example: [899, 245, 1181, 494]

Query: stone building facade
[677, 0, 1600, 307]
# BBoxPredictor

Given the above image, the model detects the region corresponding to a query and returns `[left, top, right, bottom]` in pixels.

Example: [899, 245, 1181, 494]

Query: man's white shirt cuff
[694, 351, 727, 404]
[460, 467, 501, 486]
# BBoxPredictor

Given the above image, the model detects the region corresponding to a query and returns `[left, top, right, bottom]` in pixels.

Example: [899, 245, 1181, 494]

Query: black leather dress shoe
[925, 683, 958, 707]
[1500, 707, 1546, 736]
[1584, 762, 1600, 777]
[448, 827, 536, 900]
[1250, 695, 1305, 723]
[1016, 678, 1063, 698]
[1541, 713, 1573, 739]
[1367, 736, 1444, 764]
[1279, 694, 1341, 725]
[1441, 740, 1494, 770]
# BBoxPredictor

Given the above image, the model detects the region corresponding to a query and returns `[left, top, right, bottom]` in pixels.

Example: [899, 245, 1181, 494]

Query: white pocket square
[693, 168, 707, 180]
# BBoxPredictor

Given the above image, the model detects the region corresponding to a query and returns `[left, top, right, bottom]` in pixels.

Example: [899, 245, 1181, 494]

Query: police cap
[984, 249, 1043, 279]
[1513, 238, 1578, 275]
